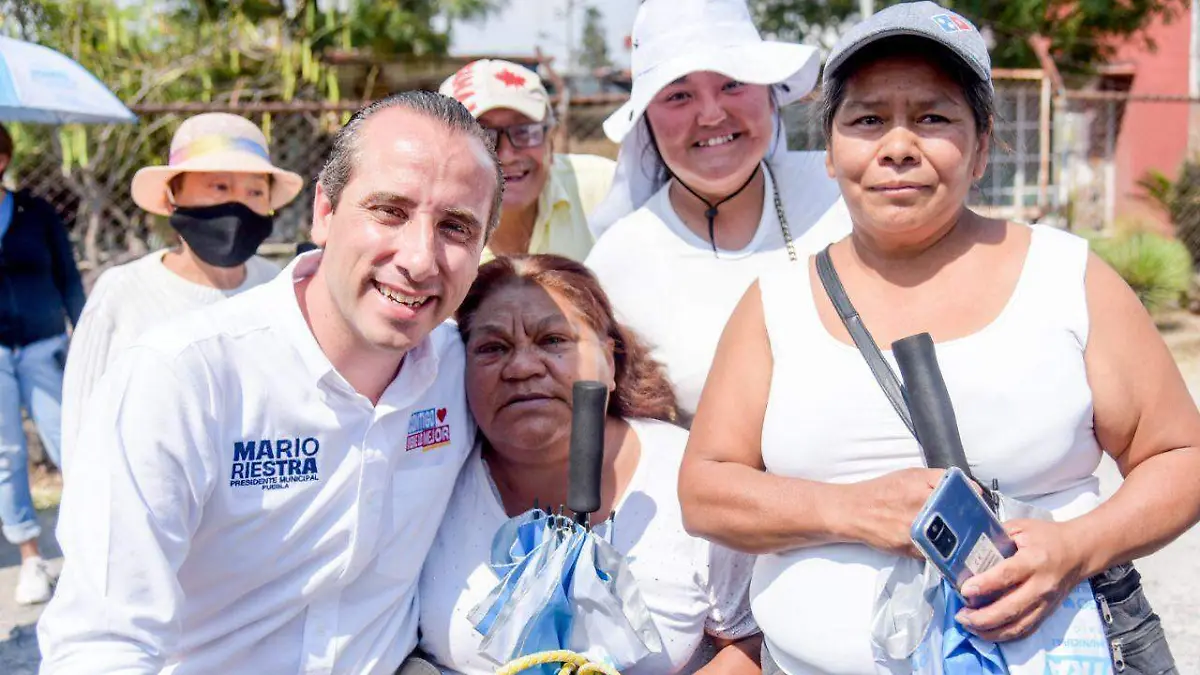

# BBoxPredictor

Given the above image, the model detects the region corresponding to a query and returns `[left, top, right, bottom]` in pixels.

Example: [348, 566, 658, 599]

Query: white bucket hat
[590, 0, 821, 237]
[131, 112, 304, 216]
[602, 0, 821, 143]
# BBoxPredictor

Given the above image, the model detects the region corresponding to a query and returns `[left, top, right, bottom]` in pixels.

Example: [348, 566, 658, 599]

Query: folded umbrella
[468, 382, 663, 675]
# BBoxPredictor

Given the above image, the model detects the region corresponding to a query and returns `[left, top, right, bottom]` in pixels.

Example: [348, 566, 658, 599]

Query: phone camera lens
[927, 516, 957, 558]
[927, 518, 944, 538]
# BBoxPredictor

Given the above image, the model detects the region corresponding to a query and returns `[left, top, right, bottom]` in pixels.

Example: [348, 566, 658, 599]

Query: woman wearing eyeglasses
[440, 60, 616, 262]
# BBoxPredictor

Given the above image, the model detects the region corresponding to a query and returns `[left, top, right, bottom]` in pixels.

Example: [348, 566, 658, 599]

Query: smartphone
[911, 467, 1017, 607]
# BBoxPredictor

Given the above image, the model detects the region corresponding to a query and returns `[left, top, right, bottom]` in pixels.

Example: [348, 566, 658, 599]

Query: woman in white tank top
[677, 3, 1200, 674]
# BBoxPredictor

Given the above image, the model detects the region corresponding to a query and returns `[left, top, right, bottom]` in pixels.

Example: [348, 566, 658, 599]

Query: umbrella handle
[495, 650, 622, 675]
[568, 381, 608, 525]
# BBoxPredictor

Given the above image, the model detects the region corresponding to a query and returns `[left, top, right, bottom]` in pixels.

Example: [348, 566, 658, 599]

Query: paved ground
[0, 509, 60, 675]
[3, 347, 1199, 672]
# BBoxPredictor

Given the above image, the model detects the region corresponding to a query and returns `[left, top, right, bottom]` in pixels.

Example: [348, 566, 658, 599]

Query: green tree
[579, 4, 611, 70]
[749, 0, 1187, 72]
[0, 0, 497, 266]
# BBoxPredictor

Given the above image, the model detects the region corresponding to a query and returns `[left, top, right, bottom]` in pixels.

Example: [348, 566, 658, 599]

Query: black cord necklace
[672, 164, 762, 256]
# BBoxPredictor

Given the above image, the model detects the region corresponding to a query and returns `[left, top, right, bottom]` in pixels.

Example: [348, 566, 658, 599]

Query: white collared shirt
[39, 251, 476, 675]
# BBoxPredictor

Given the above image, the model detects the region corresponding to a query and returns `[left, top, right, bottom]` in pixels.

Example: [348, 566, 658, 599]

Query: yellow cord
[495, 650, 621, 675]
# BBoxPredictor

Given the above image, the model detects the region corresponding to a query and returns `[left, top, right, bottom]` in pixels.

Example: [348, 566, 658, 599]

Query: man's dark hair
[820, 36, 995, 144]
[317, 90, 505, 236]
[0, 123, 12, 180]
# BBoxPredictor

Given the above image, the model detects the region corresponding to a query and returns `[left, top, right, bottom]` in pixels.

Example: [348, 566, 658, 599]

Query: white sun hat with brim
[602, 0, 821, 144]
[588, 0, 821, 238]
[131, 112, 305, 217]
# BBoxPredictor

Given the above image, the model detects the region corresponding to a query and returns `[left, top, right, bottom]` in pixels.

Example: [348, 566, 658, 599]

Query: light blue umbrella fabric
[468, 508, 663, 675]
[941, 582, 1008, 674]
[0, 35, 135, 124]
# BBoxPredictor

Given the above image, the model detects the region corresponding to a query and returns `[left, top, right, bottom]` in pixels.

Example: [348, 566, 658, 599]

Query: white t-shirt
[418, 418, 758, 675]
[752, 225, 1104, 674]
[586, 152, 851, 417]
[40, 251, 475, 675]
[60, 250, 279, 473]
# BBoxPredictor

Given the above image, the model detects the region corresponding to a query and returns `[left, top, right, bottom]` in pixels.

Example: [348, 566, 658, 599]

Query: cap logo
[932, 13, 974, 33]
[495, 69, 527, 88]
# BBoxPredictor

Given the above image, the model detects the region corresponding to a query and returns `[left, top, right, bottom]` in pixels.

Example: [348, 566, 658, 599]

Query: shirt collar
[535, 158, 572, 228]
[270, 250, 441, 407]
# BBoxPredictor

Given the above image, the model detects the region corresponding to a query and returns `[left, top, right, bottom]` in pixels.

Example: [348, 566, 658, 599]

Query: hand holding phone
[911, 467, 1016, 607]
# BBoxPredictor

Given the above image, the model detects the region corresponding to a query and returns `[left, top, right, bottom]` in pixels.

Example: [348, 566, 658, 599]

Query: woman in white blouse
[585, 0, 851, 422]
[417, 255, 760, 675]
[60, 113, 302, 473]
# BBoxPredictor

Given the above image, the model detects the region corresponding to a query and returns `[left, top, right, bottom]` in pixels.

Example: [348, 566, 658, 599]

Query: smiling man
[439, 59, 615, 261]
[38, 91, 502, 675]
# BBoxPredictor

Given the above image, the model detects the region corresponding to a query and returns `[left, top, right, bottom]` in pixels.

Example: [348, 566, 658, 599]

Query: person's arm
[58, 297, 115, 475]
[959, 252, 1200, 641]
[38, 346, 216, 674]
[679, 280, 944, 557]
[42, 200, 86, 327]
[693, 540, 761, 675]
[697, 635, 762, 675]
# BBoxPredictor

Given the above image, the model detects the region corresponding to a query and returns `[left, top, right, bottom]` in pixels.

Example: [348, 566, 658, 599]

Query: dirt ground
[3, 312, 1200, 673]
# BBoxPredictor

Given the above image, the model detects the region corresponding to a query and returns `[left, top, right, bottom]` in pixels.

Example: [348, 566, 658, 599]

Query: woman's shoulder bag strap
[813, 245, 916, 437]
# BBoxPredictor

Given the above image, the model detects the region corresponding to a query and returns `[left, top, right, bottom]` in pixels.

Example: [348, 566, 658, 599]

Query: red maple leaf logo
[495, 69, 527, 88]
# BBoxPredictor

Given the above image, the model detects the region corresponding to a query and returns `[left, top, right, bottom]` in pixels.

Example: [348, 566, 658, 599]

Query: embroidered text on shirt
[230, 437, 321, 490]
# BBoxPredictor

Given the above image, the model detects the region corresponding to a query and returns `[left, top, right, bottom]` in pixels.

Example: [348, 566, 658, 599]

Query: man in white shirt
[37, 90, 503, 675]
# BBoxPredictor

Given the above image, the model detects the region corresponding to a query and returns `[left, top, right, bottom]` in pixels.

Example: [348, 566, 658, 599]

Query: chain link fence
[4, 103, 355, 285]
[5, 76, 1196, 281]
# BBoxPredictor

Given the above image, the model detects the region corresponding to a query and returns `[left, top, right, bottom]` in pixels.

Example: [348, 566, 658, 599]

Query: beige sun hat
[131, 112, 304, 216]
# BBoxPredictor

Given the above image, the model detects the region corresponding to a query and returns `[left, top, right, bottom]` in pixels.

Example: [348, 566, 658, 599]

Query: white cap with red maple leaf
[438, 59, 551, 124]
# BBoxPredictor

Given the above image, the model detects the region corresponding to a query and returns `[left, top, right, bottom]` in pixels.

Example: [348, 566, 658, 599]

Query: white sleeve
[59, 301, 116, 476]
[38, 345, 218, 674]
[703, 542, 760, 640]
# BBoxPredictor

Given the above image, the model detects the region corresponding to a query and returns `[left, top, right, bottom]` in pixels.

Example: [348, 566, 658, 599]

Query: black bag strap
[814, 245, 994, 508]
[814, 246, 916, 438]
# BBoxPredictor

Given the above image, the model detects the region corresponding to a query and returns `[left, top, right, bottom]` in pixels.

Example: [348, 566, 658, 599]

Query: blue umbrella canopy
[469, 382, 663, 675]
[468, 508, 663, 675]
[0, 35, 136, 124]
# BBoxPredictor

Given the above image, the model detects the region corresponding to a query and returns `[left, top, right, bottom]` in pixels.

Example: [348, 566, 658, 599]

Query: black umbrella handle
[567, 381, 608, 526]
[891, 334, 972, 473]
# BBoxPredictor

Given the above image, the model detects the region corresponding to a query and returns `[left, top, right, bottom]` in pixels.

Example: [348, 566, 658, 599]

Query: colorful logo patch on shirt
[229, 437, 321, 491]
[407, 407, 451, 453]
[932, 13, 974, 33]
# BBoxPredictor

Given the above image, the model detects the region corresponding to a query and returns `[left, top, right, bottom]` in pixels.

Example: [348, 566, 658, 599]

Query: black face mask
[168, 202, 274, 268]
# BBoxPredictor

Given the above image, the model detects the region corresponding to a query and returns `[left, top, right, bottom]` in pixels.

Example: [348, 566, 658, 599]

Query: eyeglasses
[482, 122, 549, 150]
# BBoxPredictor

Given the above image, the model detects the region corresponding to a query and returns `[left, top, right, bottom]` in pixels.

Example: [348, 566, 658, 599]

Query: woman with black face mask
[59, 113, 303, 474]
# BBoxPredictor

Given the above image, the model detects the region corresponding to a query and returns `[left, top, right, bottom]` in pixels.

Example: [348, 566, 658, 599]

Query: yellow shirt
[482, 153, 616, 263]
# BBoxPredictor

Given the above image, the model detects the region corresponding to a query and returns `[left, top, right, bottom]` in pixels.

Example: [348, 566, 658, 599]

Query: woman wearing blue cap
[679, 2, 1191, 673]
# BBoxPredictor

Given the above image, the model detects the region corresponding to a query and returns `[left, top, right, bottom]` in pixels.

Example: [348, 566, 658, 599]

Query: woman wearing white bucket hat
[59, 112, 304, 472]
[585, 0, 852, 422]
